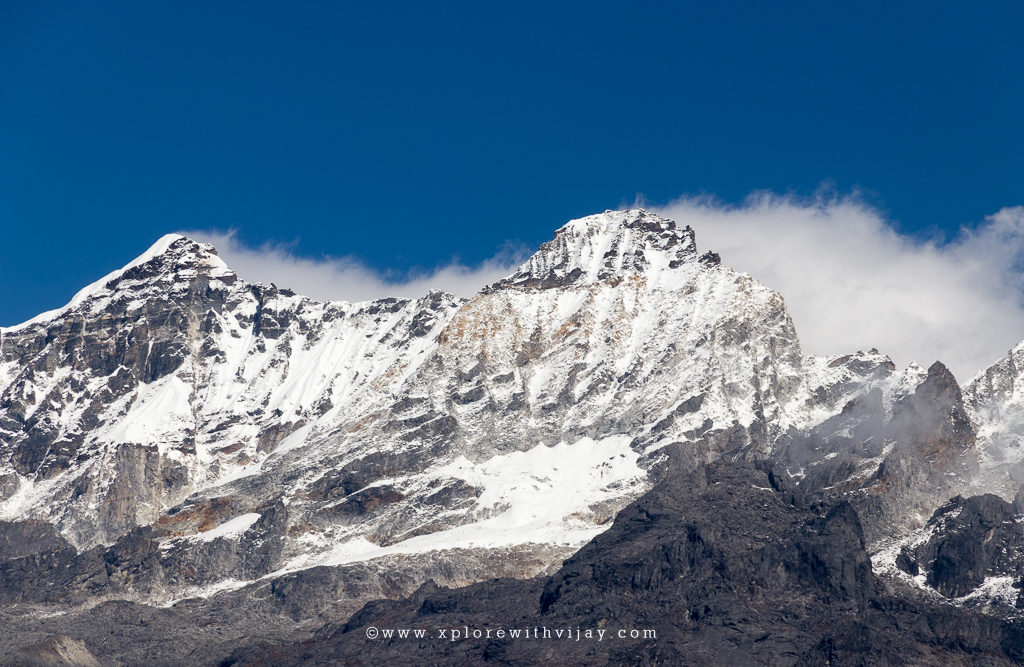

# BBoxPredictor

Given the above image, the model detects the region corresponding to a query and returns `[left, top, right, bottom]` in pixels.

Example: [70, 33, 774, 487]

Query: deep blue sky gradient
[2, 1, 1022, 324]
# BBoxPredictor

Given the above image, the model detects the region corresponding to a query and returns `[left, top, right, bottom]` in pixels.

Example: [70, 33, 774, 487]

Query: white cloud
[652, 194, 1024, 382]
[178, 229, 527, 304]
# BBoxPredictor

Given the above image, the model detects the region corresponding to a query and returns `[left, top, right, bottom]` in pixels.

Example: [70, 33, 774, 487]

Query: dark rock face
[779, 361, 980, 544]
[219, 460, 1024, 666]
[698, 250, 721, 266]
[536, 461, 873, 626]
[13, 634, 101, 667]
[891, 361, 976, 465]
[898, 494, 1024, 601]
[0, 520, 68, 561]
[0, 504, 287, 605]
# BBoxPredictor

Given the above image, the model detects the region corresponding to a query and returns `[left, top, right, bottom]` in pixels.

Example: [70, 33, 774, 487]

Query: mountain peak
[139, 233, 188, 260]
[109, 234, 233, 284]
[2, 234, 234, 332]
[488, 209, 701, 291]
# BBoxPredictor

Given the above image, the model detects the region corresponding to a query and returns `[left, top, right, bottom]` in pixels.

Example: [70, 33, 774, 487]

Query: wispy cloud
[178, 229, 528, 303]
[653, 194, 1024, 381]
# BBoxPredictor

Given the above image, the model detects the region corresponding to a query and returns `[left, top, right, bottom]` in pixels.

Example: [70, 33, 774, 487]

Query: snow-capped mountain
[0, 235, 464, 549]
[1, 209, 1020, 652]
[965, 341, 1024, 492]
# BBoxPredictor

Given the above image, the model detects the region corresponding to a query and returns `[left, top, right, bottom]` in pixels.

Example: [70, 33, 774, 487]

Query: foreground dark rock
[221, 459, 1024, 666]
[1, 460, 1022, 665]
[897, 493, 1024, 603]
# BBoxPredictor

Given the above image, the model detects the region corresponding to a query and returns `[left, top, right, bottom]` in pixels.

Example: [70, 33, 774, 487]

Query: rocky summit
[3, 209, 1024, 664]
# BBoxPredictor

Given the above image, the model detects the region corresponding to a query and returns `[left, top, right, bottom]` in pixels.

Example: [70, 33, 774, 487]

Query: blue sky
[2, 1, 1023, 368]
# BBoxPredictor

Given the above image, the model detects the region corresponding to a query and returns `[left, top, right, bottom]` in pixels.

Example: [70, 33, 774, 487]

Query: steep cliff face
[777, 359, 980, 544]
[964, 341, 1024, 496]
[0, 208, 1002, 632]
